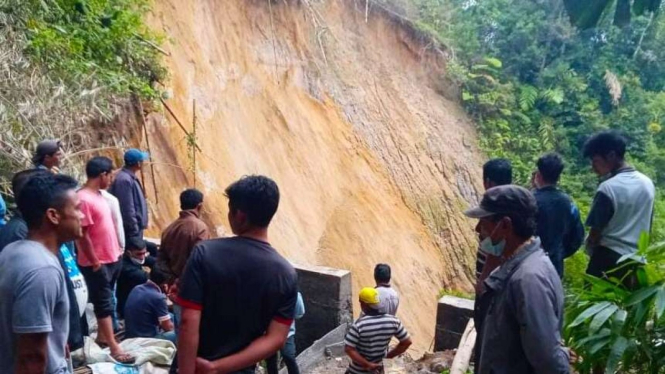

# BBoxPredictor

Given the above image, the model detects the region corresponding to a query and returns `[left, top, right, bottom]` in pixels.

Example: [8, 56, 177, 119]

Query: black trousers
[80, 260, 122, 318]
[586, 246, 639, 289]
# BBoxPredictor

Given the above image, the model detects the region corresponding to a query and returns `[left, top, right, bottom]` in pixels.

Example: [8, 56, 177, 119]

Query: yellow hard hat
[359, 287, 380, 305]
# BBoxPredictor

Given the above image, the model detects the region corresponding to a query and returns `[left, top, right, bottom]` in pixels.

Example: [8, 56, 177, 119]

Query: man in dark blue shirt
[124, 268, 175, 343]
[532, 153, 584, 277]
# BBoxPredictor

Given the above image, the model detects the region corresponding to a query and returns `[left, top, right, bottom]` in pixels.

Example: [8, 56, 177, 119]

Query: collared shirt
[476, 237, 569, 374]
[157, 210, 210, 283]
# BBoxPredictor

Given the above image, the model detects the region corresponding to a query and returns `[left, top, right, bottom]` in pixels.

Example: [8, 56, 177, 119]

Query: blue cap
[124, 148, 149, 165]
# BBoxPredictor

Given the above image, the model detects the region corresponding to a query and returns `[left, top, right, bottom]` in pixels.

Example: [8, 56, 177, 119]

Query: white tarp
[83, 336, 175, 373]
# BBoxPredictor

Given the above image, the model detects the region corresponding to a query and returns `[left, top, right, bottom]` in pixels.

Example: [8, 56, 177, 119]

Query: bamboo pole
[192, 99, 197, 188]
[160, 98, 202, 152]
[450, 320, 477, 374]
[137, 98, 159, 204]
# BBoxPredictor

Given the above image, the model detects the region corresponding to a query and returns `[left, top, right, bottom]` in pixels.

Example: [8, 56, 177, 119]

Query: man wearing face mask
[466, 185, 570, 374]
[116, 237, 155, 319]
[583, 131, 655, 288]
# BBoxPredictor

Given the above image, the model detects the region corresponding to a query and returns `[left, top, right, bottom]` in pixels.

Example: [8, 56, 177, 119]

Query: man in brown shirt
[158, 189, 210, 285]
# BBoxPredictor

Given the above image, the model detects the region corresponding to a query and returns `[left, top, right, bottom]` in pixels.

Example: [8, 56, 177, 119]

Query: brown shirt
[157, 210, 210, 283]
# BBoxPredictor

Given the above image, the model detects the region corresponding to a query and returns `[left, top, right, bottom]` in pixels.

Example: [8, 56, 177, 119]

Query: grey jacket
[109, 168, 148, 242]
[477, 238, 570, 374]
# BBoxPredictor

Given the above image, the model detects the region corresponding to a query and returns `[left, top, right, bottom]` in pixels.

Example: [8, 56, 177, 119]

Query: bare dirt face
[143, 0, 484, 353]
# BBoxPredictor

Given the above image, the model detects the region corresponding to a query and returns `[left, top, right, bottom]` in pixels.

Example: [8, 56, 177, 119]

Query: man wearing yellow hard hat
[343, 287, 412, 373]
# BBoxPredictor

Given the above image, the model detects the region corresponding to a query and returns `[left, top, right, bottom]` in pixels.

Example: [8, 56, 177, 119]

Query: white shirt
[101, 190, 125, 249]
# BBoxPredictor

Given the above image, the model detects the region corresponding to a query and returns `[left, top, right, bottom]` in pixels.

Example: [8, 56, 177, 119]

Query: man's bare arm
[207, 319, 290, 373]
[80, 227, 101, 270]
[177, 307, 201, 374]
[386, 338, 412, 359]
[15, 333, 48, 374]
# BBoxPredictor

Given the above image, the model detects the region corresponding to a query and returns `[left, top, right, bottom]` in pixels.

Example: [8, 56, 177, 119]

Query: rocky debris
[310, 350, 456, 373]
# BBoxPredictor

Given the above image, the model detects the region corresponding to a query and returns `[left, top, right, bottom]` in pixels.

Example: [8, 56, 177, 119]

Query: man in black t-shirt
[177, 175, 298, 374]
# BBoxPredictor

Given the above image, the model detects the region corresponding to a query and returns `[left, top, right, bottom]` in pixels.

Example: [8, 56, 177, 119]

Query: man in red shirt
[76, 156, 134, 364]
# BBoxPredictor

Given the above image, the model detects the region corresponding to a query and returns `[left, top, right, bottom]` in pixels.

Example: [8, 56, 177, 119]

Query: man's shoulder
[0, 242, 63, 279]
[356, 313, 401, 327]
[511, 250, 559, 285]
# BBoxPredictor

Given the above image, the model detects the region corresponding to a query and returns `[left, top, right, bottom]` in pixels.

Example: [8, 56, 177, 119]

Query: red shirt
[76, 188, 122, 266]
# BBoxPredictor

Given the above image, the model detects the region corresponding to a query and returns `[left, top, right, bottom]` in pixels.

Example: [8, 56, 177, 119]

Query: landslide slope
[144, 0, 485, 352]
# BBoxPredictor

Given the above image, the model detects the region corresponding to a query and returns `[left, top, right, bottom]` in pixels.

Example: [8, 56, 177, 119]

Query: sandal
[111, 352, 136, 364]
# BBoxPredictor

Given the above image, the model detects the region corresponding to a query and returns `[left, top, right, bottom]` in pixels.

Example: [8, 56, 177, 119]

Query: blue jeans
[156, 330, 177, 344]
[266, 335, 299, 374]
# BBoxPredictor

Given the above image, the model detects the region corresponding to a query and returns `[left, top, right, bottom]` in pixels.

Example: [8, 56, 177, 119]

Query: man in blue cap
[109, 149, 149, 247]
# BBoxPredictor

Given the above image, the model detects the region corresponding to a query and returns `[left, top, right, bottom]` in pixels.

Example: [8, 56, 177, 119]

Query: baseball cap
[124, 148, 149, 166]
[32, 140, 61, 164]
[464, 185, 537, 219]
[359, 287, 381, 308]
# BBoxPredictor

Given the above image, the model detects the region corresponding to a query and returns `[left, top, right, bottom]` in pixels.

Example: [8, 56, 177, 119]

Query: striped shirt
[344, 313, 410, 373]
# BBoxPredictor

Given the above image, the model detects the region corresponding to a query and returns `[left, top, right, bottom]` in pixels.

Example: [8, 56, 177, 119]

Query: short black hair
[150, 267, 168, 285]
[583, 130, 627, 159]
[537, 153, 565, 184]
[492, 212, 537, 239]
[12, 169, 49, 198]
[18, 173, 78, 229]
[85, 156, 113, 178]
[483, 158, 512, 186]
[180, 188, 204, 210]
[225, 175, 280, 228]
[374, 264, 391, 283]
[126, 237, 146, 251]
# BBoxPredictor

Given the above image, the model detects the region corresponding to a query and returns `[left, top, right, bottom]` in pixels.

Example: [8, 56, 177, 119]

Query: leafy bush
[565, 234, 665, 373]
[5, 0, 165, 99]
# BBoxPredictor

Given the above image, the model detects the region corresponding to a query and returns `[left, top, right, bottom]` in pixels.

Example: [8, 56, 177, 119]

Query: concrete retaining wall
[293, 263, 353, 354]
[434, 296, 474, 351]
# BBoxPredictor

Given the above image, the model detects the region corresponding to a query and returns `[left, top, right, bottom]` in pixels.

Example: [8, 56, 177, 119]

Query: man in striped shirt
[344, 288, 412, 374]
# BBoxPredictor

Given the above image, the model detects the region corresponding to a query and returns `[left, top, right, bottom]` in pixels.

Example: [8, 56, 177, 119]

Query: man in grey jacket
[466, 185, 570, 374]
[109, 149, 149, 246]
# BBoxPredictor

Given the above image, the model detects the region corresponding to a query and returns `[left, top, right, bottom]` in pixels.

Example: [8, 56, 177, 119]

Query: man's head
[535, 153, 564, 188]
[123, 148, 149, 171]
[85, 156, 114, 189]
[180, 188, 204, 212]
[12, 169, 48, 200]
[465, 185, 537, 257]
[583, 130, 627, 177]
[225, 175, 280, 235]
[149, 267, 168, 290]
[32, 140, 63, 169]
[483, 158, 512, 190]
[359, 287, 382, 315]
[126, 237, 148, 265]
[374, 263, 391, 285]
[18, 173, 83, 243]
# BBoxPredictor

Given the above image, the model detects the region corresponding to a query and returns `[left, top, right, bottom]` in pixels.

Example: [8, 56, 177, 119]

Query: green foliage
[413, 0, 665, 241]
[7, 0, 166, 99]
[438, 288, 475, 300]
[565, 234, 665, 373]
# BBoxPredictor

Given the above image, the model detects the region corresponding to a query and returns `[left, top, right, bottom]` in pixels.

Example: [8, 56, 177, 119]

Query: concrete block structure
[293, 263, 353, 354]
[434, 296, 475, 351]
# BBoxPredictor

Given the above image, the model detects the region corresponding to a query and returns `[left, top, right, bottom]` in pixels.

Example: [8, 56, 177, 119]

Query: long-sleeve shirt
[476, 237, 570, 374]
[109, 168, 148, 242]
[101, 190, 125, 249]
[157, 210, 210, 283]
[533, 186, 584, 277]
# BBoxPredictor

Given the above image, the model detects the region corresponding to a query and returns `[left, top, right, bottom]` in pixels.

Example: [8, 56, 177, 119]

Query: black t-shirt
[177, 236, 298, 361]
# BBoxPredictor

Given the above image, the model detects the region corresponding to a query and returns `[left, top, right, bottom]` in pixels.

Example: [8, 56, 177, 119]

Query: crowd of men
[0, 129, 656, 374]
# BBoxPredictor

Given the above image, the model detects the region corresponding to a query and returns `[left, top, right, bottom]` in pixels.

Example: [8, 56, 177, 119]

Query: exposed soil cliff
[141, 0, 485, 353]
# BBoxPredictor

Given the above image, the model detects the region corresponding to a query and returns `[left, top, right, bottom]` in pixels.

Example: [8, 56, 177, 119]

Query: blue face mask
[480, 222, 506, 256]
